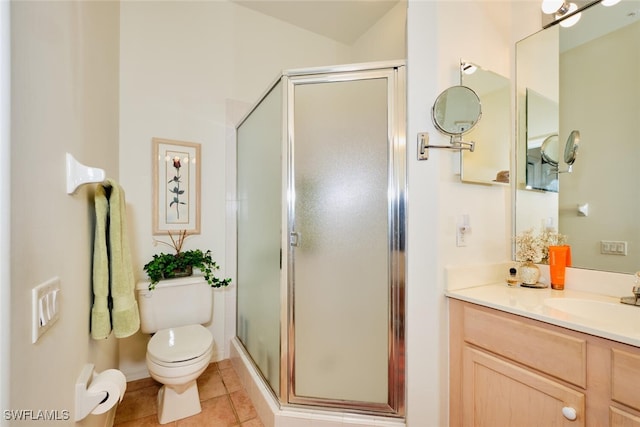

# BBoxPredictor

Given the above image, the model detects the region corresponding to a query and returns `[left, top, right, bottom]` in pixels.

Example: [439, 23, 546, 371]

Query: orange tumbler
[549, 245, 571, 290]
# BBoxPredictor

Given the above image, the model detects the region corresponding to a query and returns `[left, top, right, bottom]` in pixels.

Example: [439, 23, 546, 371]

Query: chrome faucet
[621, 271, 640, 306]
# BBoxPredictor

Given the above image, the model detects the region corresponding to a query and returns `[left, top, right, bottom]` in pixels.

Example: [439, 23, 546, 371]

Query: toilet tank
[136, 276, 213, 334]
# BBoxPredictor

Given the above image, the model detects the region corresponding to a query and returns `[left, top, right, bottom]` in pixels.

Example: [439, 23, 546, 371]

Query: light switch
[32, 277, 61, 343]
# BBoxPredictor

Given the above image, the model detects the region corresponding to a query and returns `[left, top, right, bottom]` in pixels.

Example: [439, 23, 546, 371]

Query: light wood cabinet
[611, 407, 640, 427]
[449, 299, 640, 427]
[463, 346, 584, 426]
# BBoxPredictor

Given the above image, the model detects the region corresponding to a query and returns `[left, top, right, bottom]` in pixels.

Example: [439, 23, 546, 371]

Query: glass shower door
[236, 81, 283, 396]
[288, 69, 403, 411]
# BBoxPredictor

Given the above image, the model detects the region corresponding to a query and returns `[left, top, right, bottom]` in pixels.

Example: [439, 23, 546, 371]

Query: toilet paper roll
[88, 369, 127, 415]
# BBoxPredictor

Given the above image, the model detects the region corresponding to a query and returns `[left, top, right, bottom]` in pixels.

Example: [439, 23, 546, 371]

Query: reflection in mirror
[541, 134, 559, 167]
[460, 61, 510, 184]
[525, 89, 559, 192]
[515, 0, 640, 274]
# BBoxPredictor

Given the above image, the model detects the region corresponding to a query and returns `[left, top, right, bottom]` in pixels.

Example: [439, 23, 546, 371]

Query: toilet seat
[147, 324, 213, 367]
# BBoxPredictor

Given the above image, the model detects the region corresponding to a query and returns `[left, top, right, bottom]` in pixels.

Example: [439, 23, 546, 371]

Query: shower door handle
[290, 231, 300, 247]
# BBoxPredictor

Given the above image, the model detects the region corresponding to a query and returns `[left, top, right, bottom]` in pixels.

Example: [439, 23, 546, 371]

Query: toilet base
[156, 380, 201, 424]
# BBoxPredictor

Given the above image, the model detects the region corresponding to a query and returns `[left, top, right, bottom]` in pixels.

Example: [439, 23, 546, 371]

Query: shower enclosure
[236, 62, 406, 416]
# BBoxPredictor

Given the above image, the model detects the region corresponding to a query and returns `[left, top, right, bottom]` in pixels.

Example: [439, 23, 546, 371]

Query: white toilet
[136, 276, 214, 424]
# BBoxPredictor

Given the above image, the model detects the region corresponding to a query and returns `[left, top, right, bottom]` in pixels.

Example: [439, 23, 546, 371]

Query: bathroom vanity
[447, 285, 640, 427]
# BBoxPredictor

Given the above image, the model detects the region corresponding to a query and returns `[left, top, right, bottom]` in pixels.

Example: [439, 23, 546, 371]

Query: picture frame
[152, 138, 201, 235]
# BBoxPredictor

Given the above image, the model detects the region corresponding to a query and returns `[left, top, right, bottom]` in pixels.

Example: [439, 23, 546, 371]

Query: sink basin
[543, 297, 640, 334]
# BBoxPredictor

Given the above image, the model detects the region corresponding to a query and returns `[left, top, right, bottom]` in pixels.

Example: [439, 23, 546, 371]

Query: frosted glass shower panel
[236, 81, 283, 396]
[292, 78, 389, 404]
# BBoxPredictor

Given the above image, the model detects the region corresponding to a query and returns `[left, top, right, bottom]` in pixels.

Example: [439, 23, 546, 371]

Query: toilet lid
[148, 324, 213, 363]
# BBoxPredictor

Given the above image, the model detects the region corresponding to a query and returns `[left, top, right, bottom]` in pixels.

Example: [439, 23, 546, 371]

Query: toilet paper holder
[75, 364, 126, 422]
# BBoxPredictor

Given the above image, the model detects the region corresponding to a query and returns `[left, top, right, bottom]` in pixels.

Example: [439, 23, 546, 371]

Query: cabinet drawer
[612, 349, 640, 411]
[463, 305, 587, 387]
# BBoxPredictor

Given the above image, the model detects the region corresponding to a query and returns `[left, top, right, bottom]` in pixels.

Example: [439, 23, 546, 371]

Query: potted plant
[143, 230, 231, 290]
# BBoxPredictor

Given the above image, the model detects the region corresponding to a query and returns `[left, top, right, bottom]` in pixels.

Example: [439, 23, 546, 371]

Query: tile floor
[114, 360, 264, 427]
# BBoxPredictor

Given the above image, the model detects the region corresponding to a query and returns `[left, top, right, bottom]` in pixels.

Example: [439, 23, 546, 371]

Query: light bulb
[601, 0, 621, 6]
[542, 0, 564, 14]
[559, 3, 581, 27]
[461, 63, 477, 75]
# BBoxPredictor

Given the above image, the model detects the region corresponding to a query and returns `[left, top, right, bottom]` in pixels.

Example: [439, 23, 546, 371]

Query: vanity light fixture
[541, 0, 582, 27]
[559, 3, 581, 27]
[541, 0, 568, 14]
[601, 0, 621, 6]
[461, 62, 477, 75]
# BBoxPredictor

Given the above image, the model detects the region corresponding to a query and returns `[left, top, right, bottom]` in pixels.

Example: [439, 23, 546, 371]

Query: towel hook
[66, 153, 106, 195]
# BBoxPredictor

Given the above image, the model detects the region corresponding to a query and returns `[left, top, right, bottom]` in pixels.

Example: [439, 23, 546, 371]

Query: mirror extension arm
[417, 132, 475, 160]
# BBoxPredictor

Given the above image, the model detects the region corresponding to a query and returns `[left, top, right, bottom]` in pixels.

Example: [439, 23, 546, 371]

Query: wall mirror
[460, 61, 511, 185]
[515, 0, 640, 274]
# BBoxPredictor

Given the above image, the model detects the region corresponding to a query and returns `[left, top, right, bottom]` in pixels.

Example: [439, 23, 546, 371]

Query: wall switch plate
[456, 226, 467, 247]
[456, 214, 470, 247]
[32, 277, 61, 343]
[600, 240, 627, 256]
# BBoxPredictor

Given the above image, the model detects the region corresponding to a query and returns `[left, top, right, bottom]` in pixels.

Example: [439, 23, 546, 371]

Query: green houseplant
[143, 230, 231, 290]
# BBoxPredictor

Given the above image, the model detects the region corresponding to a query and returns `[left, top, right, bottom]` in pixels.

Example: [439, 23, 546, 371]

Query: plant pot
[520, 262, 540, 285]
[163, 265, 193, 280]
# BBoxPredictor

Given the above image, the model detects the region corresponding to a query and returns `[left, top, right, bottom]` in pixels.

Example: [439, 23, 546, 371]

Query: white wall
[405, 1, 539, 425]
[10, 1, 120, 425]
[350, 0, 407, 63]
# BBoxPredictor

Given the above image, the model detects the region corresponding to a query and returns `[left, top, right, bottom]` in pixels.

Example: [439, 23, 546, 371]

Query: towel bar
[66, 153, 106, 195]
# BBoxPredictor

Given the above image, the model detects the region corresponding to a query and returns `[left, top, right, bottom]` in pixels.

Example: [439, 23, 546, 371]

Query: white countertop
[446, 283, 640, 348]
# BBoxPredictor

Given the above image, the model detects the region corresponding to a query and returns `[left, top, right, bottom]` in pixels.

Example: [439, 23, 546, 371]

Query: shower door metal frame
[282, 62, 406, 416]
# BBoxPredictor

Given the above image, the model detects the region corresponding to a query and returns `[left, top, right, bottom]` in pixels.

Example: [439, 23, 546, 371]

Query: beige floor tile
[198, 369, 227, 401]
[115, 359, 264, 426]
[230, 389, 258, 422]
[202, 361, 218, 374]
[217, 359, 232, 370]
[220, 366, 242, 393]
[176, 395, 238, 427]
[113, 413, 171, 427]
[241, 417, 265, 427]
[114, 384, 161, 424]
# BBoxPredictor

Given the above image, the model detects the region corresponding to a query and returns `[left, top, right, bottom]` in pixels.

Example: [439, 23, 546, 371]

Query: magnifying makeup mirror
[418, 85, 482, 160]
[432, 85, 482, 136]
[564, 130, 580, 166]
[543, 130, 580, 175]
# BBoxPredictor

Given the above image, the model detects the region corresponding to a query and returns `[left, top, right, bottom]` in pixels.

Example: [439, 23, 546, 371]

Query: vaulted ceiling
[232, 0, 401, 44]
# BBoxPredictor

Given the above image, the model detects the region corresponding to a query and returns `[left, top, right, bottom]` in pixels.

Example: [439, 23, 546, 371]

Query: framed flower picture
[152, 138, 201, 235]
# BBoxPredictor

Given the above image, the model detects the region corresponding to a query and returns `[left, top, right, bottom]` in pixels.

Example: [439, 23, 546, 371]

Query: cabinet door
[611, 407, 640, 427]
[463, 346, 585, 426]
